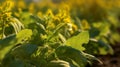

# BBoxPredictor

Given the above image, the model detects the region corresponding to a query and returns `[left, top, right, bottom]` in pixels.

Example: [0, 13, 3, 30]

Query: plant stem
[1, 21, 5, 39]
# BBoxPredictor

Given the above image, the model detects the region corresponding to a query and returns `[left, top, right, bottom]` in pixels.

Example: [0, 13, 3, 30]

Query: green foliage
[0, 0, 120, 67]
[55, 46, 87, 67]
[47, 60, 71, 67]
[66, 31, 89, 51]
[11, 44, 38, 59]
[0, 29, 32, 62]
[84, 39, 114, 55]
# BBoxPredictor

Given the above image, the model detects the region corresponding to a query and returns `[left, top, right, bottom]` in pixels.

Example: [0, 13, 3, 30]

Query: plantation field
[0, 0, 120, 67]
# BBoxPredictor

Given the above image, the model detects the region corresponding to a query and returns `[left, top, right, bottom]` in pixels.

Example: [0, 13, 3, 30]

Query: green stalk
[1, 21, 5, 39]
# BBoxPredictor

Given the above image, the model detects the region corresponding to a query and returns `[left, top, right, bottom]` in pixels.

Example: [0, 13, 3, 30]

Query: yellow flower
[64, 17, 71, 23]
[81, 20, 90, 30]
[5, 12, 12, 17]
[46, 9, 54, 18]
[17, 0, 26, 9]
[2, 0, 14, 11]
[37, 12, 43, 17]
[29, 3, 35, 13]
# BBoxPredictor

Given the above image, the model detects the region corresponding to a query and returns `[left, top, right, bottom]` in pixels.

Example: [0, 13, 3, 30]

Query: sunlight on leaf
[0, 29, 32, 61]
[66, 31, 89, 51]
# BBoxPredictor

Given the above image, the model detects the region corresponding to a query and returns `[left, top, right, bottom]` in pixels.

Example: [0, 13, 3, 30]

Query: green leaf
[82, 53, 103, 64]
[55, 46, 87, 67]
[0, 29, 32, 61]
[98, 40, 114, 55]
[11, 44, 37, 59]
[30, 15, 44, 24]
[8, 59, 24, 67]
[66, 31, 89, 51]
[10, 18, 24, 34]
[47, 23, 66, 41]
[84, 39, 114, 55]
[47, 60, 71, 67]
[58, 33, 66, 43]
